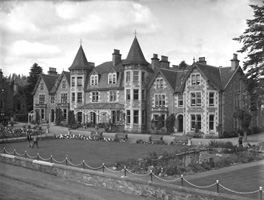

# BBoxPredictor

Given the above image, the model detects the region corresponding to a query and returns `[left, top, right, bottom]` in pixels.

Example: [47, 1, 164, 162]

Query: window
[39, 95, 45, 104]
[133, 71, 139, 82]
[156, 78, 164, 88]
[108, 73, 117, 84]
[242, 93, 248, 108]
[126, 110, 131, 124]
[134, 110, 139, 124]
[133, 89, 139, 100]
[126, 89, 131, 100]
[61, 93, 67, 103]
[63, 109, 67, 120]
[51, 95, 55, 104]
[191, 114, 201, 130]
[190, 92, 202, 106]
[62, 80, 66, 89]
[41, 109, 44, 119]
[92, 92, 99, 102]
[77, 92, 82, 103]
[191, 74, 201, 85]
[152, 114, 165, 128]
[209, 92, 214, 106]
[72, 93, 75, 103]
[178, 94, 183, 107]
[77, 77, 83, 87]
[109, 90, 117, 102]
[126, 71, 130, 83]
[71, 77, 75, 87]
[90, 75, 98, 85]
[154, 94, 166, 107]
[112, 73, 117, 84]
[40, 83, 44, 90]
[142, 72, 145, 82]
[209, 114, 214, 130]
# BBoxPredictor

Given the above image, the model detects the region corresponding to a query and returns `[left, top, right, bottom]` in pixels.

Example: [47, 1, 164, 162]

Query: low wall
[0, 154, 251, 200]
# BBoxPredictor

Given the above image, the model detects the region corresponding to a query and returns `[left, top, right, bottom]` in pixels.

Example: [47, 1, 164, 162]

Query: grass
[0, 138, 187, 167]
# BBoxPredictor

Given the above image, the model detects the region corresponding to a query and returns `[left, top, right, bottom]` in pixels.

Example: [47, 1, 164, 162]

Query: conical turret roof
[123, 37, 149, 65]
[69, 45, 92, 70]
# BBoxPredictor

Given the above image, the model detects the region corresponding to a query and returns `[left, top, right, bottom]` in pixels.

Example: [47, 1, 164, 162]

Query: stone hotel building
[32, 36, 253, 137]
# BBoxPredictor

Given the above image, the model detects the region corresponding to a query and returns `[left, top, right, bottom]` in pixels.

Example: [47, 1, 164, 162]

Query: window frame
[191, 74, 201, 85]
[109, 90, 117, 102]
[71, 77, 75, 87]
[209, 92, 215, 106]
[39, 94, 45, 104]
[133, 110, 139, 125]
[77, 77, 83, 87]
[133, 71, 139, 82]
[77, 92, 82, 103]
[154, 94, 166, 107]
[190, 92, 202, 106]
[61, 93, 67, 104]
[133, 89, 139, 100]
[209, 114, 214, 130]
[92, 91, 99, 102]
[191, 114, 202, 130]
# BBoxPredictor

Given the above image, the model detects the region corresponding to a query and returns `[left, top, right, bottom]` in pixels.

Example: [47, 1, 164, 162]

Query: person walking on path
[32, 134, 39, 148]
[26, 132, 32, 147]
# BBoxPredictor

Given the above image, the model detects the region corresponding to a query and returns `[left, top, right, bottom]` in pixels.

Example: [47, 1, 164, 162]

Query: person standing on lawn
[238, 134, 243, 149]
[32, 134, 39, 148]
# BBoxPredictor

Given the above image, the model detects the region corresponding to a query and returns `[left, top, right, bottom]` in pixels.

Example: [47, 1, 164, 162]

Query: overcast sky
[0, 0, 262, 76]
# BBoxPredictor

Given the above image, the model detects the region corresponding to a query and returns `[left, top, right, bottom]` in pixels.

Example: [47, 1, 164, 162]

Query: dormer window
[156, 78, 164, 89]
[91, 75, 98, 85]
[108, 73, 117, 84]
[191, 74, 201, 85]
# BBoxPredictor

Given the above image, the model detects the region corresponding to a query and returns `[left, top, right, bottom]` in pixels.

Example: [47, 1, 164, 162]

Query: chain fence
[0, 148, 263, 199]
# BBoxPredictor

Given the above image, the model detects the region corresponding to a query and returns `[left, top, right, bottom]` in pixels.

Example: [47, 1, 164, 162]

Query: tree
[178, 60, 188, 69]
[233, 2, 264, 111]
[25, 63, 43, 112]
[233, 109, 252, 141]
[165, 114, 175, 134]
[68, 110, 77, 129]
[55, 108, 63, 126]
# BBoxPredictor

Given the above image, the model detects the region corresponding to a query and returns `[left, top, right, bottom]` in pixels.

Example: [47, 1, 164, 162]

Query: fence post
[216, 180, 219, 193]
[83, 160, 85, 169]
[37, 153, 39, 161]
[3, 147, 6, 154]
[124, 166, 127, 177]
[260, 186, 263, 200]
[50, 155, 53, 163]
[25, 151, 27, 158]
[102, 163, 105, 173]
[14, 149, 16, 156]
[65, 156, 68, 166]
[150, 170, 153, 182]
[181, 174, 184, 187]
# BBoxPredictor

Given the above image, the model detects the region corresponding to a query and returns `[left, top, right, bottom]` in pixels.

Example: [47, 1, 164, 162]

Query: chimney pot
[198, 57, 207, 64]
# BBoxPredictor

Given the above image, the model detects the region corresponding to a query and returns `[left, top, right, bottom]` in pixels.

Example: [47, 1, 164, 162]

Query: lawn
[0, 139, 185, 167]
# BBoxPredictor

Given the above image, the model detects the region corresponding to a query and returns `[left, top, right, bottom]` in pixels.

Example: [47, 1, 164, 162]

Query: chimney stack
[0, 69, 2, 86]
[160, 55, 170, 69]
[231, 53, 239, 70]
[112, 49, 122, 66]
[151, 54, 160, 71]
[47, 67, 58, 76]
[198, 57, 207, 65]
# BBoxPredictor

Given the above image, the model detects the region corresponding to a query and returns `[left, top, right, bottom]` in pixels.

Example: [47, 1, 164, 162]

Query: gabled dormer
[90, 69, 99, 86]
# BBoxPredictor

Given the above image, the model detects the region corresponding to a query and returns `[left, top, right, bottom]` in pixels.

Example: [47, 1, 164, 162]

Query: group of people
[26, 133, 39, 148]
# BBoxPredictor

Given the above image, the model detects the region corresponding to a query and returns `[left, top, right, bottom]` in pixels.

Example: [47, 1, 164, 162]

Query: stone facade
[32, 37, 255, 136]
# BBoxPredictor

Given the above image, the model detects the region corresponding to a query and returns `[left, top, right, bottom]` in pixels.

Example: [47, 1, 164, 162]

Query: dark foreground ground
[0, 162, 154, 200]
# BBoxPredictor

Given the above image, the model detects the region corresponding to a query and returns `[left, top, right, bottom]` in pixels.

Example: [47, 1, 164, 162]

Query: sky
[0, 0, 262, 76]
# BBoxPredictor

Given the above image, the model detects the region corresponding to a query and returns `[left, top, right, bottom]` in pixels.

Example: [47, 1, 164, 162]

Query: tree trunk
[243, 130, 247, 142]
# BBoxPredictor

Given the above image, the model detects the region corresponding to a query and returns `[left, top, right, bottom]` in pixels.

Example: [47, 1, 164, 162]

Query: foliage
[35, 109, 40, 124]
[165, 114, 175, 134]
[55, 108, 63, 126]
[233, 108, 252, 141]
[178, 60, 188, 69]
[233, 2, 264, 111]
[68, 110, 77, 129]
[25, 63, 43, 111]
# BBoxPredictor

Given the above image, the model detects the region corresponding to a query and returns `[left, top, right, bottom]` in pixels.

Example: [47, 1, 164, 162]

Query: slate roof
[195, 63, 223, 90]
[77, 103, 124, 109]
[41, 74, 57, 92]
[123, 37, 149, 66]
[50, 71, 70, 94]
[69, 45, 92, 70]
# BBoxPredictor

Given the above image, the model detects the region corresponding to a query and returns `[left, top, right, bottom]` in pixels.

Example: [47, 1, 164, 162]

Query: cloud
[11, 40, 62, 58]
